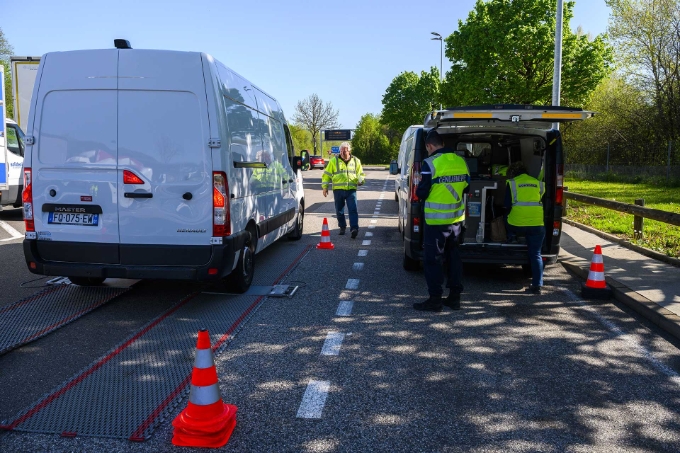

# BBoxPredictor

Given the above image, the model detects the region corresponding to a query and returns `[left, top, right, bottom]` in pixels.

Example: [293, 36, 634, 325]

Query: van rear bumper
[23, 232, 249, 281]
[407, 240, 559, 265]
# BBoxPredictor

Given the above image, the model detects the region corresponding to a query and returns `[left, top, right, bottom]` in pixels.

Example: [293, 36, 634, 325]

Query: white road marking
[336, 300, 354, 316]
[296, 380, 330, 419]
[365, 232, 373, 237]
[370, 220, 377, 224]
[373, 211, 380, 215]
[353, 262, 364, 271]
[321, 332, 345, 356]
[358, 250, 368, 257]
[362, 240, 371, 246]
[368, 225, 375, 229]
[561, 287, 680, 387]
[0, 221, 23, 239]
[346, 279, 360, 289]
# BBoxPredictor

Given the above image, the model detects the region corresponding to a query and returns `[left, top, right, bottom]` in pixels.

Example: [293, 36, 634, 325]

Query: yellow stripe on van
[541, 113, 583, 119]
[452, 113, 493, 118]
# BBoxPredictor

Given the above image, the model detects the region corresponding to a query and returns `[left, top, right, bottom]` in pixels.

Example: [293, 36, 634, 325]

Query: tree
[351, 113, 392, 164]
[441, 0, 612, 107]
[606, 0, 680, 144]
[0, 27, 14, 120]
[291, 94, 339, 155]
[381, 68, 439, 135]
[288, 123, 314, 155]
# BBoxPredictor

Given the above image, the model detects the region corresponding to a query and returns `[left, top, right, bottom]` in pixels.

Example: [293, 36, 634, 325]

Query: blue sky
[1, 0, 610, 129]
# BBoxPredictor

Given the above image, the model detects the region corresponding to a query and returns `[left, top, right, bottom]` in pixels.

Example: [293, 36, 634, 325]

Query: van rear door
[30, 50, 120, 262]
[117, 51, 213, 265]
[424, 105, 593, 129]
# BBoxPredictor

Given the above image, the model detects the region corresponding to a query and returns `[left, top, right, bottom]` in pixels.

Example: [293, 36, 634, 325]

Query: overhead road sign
[324, 129, 352, 141]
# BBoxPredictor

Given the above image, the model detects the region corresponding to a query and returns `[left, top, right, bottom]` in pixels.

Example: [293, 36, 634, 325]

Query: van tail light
[123, 170, 144, 185]
[22, 168, 34, 232]
[213, 171, 230, 236]
[555, 164, 564, 206]
[409, 161, 421, 202]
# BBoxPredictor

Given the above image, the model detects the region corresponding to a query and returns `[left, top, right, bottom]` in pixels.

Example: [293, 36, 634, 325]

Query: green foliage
[0, 27, 14, 119]
[289, 124, 314, 156]
[351, 114, 393, 164]
[565, 179, 680, 257]
[381, 68, 439, 135]
[441, 0, 612, 107]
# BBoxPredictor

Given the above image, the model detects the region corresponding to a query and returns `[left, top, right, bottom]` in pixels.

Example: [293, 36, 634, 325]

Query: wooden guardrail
[564, 191, 680, 239]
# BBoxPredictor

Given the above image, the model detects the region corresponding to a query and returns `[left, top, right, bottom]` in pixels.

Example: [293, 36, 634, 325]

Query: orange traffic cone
[581, 245, 612, 300]
[316, 217, 335, 250]
[172, 329, 237, 448]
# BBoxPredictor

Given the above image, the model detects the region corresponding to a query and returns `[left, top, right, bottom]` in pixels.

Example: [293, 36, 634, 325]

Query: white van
[0, 119, 26, 209]
[22, 41, 305, 292]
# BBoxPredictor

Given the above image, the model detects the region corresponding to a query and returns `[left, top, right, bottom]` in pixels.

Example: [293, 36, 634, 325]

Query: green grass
[565, 179, 680, 258]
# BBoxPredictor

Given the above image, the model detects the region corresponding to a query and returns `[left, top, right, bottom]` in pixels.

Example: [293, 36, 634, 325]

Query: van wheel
[68, 277, 106, 286]
[287, 205, 304, 240]
[226, 230, 256, 293]
[403, 252, 419, 271]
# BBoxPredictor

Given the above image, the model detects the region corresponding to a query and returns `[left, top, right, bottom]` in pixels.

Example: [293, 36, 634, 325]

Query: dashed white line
[346, 279, 360, 289]
[321, 332, 345, 356]
[336, 300, 354, 316]
[362, 240, 371, 246]
[368, 225, 375, 229]
[370, 220, 377, 224]
[365, 232, 373, 237]
[296, 380, 330, 419]
[353, 262, 364, 271]
[358, 250, 368, 256]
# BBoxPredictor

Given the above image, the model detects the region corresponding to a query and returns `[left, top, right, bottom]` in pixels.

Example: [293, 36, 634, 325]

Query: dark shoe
[443, 292, 461, 310]
[351, 229, 358, 239]
[413, 296, 443, 312]
[525, 285, 541, 294]
[339, 228, 346, 235]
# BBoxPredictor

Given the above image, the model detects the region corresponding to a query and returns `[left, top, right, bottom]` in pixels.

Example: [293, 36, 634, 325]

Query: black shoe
[443, 292, 461, 310]
[339, 228, 346, 235]
[525, 285, 541, 294]
[351, 229, 358, 239]
[413, 296, 443, 312]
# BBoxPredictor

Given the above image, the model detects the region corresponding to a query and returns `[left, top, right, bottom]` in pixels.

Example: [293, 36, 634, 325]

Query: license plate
[48, 212, 99, 226]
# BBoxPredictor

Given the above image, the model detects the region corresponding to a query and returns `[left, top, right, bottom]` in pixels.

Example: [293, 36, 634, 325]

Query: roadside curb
[563, 218, 680, 268]
[560, 251, 680, 341]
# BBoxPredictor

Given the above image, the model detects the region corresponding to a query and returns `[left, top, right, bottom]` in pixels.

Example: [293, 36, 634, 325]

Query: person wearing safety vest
[413, 130, 470, 312]
[504, 161, 546, 294]
[492, 164, 508, 176]
[322, 141, 365, 239]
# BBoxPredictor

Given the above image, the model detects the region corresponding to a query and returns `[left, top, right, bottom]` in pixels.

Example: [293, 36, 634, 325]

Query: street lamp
[430, 32, 443, 83]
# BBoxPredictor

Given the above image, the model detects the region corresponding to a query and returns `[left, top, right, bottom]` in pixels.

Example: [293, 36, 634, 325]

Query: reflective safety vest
[423, 153, 470, 225]
[507, 173, 545, 227]
[493, 164, 508, 176]
[322, 156, 365, 190]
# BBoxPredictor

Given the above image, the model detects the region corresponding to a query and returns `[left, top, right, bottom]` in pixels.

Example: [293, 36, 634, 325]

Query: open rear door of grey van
[116, 50, 214, 266]
[29, 50, 121, 264]
[424, 105, 594, 130]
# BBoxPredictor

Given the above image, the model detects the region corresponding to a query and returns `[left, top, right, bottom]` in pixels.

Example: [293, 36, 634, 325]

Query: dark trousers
[507, 224, 546, 287]
[423, 223, 464, 297]
[333, 189, 358, 230]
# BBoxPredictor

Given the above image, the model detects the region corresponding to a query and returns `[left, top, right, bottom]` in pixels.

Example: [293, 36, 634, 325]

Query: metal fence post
[634, 198, 645, 239]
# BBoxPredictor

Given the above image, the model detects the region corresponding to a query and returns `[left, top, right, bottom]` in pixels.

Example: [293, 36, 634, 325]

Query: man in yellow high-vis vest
[504, 161, 546, 294]
[413, 130, 470, 312]
[322, 142, 365, 239]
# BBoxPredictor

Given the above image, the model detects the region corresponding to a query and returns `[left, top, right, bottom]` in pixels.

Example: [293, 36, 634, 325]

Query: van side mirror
[389, 160, 399, 175]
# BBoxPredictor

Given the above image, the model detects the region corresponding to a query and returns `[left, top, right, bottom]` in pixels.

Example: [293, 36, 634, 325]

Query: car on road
[309, 155, 326, 169]
[390, 105, 593, 271]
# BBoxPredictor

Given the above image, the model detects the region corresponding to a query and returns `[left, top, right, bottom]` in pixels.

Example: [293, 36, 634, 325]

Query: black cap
[114, 39, 132, 49]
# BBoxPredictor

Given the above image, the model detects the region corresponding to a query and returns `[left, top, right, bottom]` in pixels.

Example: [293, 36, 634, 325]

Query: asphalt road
[1, 170, 680, 452]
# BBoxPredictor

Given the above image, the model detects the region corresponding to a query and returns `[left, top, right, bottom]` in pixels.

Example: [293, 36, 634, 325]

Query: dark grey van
[390, 105, 593, 271]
